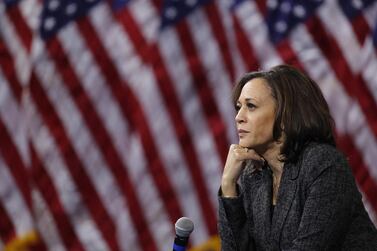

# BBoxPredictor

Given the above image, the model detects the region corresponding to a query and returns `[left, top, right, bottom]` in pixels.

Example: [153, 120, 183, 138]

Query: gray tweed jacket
[218, 143, 377, 250]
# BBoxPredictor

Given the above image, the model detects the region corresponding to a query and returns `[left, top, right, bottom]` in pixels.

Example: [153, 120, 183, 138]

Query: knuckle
[234, 151, 241, 158]
[230, 144, 238, 150]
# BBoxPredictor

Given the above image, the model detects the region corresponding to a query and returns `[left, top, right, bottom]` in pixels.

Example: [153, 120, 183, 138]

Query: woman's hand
[221, 144, 263, 197]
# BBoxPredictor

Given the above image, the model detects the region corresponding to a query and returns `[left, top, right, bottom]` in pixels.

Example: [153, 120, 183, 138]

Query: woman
[218, 65, 377, 250]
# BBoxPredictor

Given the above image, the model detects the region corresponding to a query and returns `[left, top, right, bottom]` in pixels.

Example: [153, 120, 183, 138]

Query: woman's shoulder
[298, 142, 349, 178]
[301, 142, 344, 162]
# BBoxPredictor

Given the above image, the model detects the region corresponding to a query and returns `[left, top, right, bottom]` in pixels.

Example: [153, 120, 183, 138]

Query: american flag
[0, 0, 376, 250]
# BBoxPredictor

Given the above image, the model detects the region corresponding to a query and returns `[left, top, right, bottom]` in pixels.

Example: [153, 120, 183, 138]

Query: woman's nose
[235, 108, 245, 123]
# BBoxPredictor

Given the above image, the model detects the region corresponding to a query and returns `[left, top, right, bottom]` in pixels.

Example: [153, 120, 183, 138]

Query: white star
[352, 0, 363, 9]
[281, 2, 292, 13]
[186, 0, 197, 7]
[275, 21, 287, 33]
[165, 7, 177, 19]
[66, 3, 77, 15]
[293, 5, 306, 18]
[267, 0, 278, 9]
[44, 17, 56, 30]
[48, 0, 60, 11]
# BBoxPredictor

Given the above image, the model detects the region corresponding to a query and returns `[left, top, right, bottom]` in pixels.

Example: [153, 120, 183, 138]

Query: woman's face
[235, 78, 277, 153]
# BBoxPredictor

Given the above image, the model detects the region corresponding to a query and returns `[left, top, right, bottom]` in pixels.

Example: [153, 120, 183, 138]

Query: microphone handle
[173, 235, 189, 251]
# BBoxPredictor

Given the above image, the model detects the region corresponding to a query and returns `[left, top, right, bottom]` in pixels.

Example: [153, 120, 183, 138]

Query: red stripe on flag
[232, 15, 260, 72]
[0, 118, 32, 210]
[204, 2, 236, 82]
[29, 71, 120, 251]
[0, 201, 16, 243]
[147, 43, 221, 235]
[0, 40, 23, 103]
[176, 21, 229, 166]
[337, 134, 377, 212]
[46, 27, 160, 251]
[349, 14, 371, 45]
[76, 16, 185, 227]
[30, 144, 86, 251]
[306, 16, 377, 140]
[253, 0, 305, 72]
[45, 35, 159, 251]
[5, 6, 32, 53]
[275, 40, 305, 71]
[254, 0, 267, 16]
[115, 8, 218, 235]
[29, 234, 48, 251]
[233, 0, 377, 217]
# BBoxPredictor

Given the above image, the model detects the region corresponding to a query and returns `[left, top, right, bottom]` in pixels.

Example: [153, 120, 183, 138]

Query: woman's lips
[238, 129, 249, 133]
[238, 129, 249, 136]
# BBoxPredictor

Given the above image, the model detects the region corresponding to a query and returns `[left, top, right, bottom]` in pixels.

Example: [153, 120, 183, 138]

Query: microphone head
[175, 217, 194, 237]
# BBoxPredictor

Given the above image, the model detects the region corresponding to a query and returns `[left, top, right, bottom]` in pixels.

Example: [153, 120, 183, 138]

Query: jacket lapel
[251, 169, 273, 247]
[270, 162, 299, 245]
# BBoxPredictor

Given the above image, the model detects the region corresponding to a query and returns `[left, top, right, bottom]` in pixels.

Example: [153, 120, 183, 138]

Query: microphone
[173, 217, 194, 251]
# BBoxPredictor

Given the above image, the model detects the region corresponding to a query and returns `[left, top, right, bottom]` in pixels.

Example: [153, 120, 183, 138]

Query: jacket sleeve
[289, 146, 376, 250]
[289, 163, 352, 250]
[218, 185, 255, 251]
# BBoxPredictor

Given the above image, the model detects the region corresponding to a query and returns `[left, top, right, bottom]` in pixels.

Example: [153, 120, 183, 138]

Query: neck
[260, 142, 284, 177]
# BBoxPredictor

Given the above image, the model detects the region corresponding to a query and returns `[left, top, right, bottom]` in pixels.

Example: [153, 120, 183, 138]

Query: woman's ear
[276, 131, 286, 145]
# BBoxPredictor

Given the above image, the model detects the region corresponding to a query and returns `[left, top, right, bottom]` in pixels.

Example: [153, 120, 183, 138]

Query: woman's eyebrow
[244, 97, 257, 102]
[237, 97, 257, 103]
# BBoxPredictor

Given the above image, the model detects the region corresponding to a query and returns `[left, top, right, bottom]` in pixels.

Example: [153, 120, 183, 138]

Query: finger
[230, 144, 245, 151]
[233, 148, 263, 161]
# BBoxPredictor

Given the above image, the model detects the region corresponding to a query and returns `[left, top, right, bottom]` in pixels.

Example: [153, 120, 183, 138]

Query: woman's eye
[235, 105, 241, 111]
[247, 103, 256, 109]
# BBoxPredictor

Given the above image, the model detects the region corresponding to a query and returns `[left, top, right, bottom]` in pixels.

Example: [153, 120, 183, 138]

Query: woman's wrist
[221, 181, 238, 197]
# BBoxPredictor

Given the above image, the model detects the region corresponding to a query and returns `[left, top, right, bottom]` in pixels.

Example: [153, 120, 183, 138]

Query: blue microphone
[173, 217, 194, 251]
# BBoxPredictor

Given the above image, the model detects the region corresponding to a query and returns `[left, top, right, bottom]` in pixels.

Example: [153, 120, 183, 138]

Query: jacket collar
[250, 162, 300, 248]
[250, 168, 273, 248]
[271, 162, 299, 246]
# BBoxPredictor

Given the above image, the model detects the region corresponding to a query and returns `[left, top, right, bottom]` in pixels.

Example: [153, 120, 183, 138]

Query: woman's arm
[218, 186, 255, 251]
[290, 163, 353, 249]
[218, 145, 262, 250]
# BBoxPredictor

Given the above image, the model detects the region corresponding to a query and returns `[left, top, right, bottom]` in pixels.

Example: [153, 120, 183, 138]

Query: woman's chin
[238, 140, 252, 148]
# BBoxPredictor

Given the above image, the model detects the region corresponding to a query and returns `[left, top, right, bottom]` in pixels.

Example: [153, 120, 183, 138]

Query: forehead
[239, 78, 272, 101]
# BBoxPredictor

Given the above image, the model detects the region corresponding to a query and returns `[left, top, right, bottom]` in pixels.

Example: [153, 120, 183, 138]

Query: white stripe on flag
[0, 74, 29, 164]
[186, 9, 236, 208]
[59, 21, 142, 251]
[318, 1, 362, 73]
[317, 1, 377, 101]
[215, 0, 247, 79]
[0, 10, 30, 86]
[0, 157, 33, 236]
[187, 8, 238, 144]
[60, 14, 166, 251]
[364, 2, 377, 28]
[90, 1, 181, 241]
[290, 25, 377, 183]
[31, 42, 121, 250]
[89, 4, 210, 246]
[28, 105, 109, 251]
[127, 0, 159, 44]
[158, 29, 218, 245]
[31, 189, 66, 251]
[19, 0, 40, 33]
[234, 1, 283, 69]
[360, 38, 377, 102]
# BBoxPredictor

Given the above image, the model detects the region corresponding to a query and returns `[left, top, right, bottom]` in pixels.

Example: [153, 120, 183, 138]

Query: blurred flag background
[0, 0, 376, 250]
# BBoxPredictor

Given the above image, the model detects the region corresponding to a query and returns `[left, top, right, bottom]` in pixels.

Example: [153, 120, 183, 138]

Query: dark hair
[233, 65, 336, 163]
